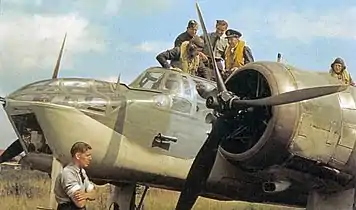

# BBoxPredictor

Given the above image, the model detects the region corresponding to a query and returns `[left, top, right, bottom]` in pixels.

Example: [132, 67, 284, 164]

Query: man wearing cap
[156, 36, 211, 79]
[201, 20, 229, 80]
[224, 29, 254, 78]
[174, 20, 199, 47]
[329, 57, 355, 86]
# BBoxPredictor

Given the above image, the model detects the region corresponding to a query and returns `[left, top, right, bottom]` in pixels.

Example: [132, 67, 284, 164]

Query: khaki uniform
[156, 40, 211, 80]
[329, 68, 354, 85]
[225, 40, 254, 70]
[179, 41, 200, 75]
[329, 57, 354, 85]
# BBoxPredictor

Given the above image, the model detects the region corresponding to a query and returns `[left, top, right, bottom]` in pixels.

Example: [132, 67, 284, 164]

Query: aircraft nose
[5, 78, 123, 113]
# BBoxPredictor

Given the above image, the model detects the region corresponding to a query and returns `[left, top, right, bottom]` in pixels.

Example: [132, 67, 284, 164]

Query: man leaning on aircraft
[156, 36, 212, 80]
[329, 57, 355, 86]
[223, 29, 254, 79]
[54, 142, 96, 210]
[200, 20, 229, 75]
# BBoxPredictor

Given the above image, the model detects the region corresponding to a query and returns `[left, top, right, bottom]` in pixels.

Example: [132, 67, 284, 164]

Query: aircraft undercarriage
[306, 188, 356, 210]
[108, 183, 148, 210]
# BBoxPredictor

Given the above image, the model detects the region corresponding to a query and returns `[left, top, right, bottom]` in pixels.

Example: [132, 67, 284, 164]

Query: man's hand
[170, 67, 183, 72]
[74, 191, 87, 201]
[198, 52, 208, 61]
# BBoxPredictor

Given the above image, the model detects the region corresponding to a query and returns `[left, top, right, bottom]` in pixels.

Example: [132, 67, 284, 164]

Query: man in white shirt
[54, 142, 96, 210]
[201, 20, 229, 80]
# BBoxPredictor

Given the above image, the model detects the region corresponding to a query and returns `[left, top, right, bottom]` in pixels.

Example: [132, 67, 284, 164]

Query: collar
[212, 32, 226, 39]
[68, 162, 82, 173]
[230, 40, 241, 49]
[185, 31, 194, 38]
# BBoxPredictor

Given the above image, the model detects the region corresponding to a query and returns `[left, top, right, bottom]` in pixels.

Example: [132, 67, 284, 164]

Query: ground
[0, 168, 303, 210]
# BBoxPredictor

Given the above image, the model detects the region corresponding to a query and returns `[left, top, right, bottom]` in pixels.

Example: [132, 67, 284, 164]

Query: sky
[0, 0, 355, 148]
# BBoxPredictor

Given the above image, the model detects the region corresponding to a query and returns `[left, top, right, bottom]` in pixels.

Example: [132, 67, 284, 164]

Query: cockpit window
[164, 79, 180, 92]
[94, 81, 113, 92]
[191, 78, 216, 101]
[62, 80, 91, 92]
[62, 80, 89, 88]
[25, 80, 51, 87]
[182, 76, 191, 96]
[135, 71, 164, 90]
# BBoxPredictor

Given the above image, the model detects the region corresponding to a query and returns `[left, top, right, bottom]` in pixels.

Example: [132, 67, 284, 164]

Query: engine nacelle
[218, 61, 356, 177]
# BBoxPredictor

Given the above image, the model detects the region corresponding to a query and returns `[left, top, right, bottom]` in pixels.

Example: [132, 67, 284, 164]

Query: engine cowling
[218, 61, 356, 176]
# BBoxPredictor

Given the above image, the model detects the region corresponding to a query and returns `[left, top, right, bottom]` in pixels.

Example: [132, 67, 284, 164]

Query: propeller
[0, 139, 23, 164]
[174, 2, 348, 210]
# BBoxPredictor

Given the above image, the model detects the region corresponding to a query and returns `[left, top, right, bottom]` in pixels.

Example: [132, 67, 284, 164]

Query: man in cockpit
[329, 57, 355, 86]
[156, 36, 211, 80]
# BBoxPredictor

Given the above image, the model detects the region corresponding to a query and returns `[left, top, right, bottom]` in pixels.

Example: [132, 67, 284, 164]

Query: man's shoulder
[176, 31, 188, 39]
[168, 46, 181, 53]
[62, 164, 78, 175]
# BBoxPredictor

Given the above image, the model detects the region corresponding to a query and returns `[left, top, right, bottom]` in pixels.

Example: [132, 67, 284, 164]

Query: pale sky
[0, 0, 356, 148]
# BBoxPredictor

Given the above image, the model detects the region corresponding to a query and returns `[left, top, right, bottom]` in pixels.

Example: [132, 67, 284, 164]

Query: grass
[0, 168, 304, 210]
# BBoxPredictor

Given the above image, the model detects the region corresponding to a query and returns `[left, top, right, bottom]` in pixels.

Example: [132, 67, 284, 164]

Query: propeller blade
[0, 139, 23, 163]
[195, 2, 226, 93]
[175, 119, 226, 210]
[232, 84, 348, 107]
[51, 33, 67, 79]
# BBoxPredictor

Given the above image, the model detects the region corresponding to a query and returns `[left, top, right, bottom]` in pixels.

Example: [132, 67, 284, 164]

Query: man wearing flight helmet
[156, 36, 211, 80]
[329, 57, 355, 86]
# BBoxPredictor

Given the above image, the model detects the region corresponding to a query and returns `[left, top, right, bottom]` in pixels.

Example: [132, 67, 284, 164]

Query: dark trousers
[57, 202, 86, 210]
[204, 58, 225, 81]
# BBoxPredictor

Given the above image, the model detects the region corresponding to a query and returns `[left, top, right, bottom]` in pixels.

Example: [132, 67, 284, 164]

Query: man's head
[331, 57, 346, 74]
[186, 20, 198, 37]
[70, 142, 92, 168]
[187, 36, 204, 57]
[225, 29, 242, 46]
[215, 20, 228, 37]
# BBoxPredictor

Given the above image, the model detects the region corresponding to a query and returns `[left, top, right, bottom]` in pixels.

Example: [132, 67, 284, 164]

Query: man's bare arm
[84, 180, 97, 201]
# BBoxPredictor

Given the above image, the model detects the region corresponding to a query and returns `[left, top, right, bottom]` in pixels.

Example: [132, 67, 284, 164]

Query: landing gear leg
[136, 185, 149, 210]
[108, 183, 149, 210]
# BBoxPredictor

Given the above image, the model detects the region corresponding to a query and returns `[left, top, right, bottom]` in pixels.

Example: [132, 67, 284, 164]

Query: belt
[57, 202, 86, 210]
[207, 57, 223, 61]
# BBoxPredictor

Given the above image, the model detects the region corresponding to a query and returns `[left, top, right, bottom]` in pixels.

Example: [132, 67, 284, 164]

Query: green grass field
[0, 168, 303, 210]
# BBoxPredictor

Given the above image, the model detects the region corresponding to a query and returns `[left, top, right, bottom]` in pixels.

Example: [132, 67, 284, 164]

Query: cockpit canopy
[130, 67, 216, 101]
[6, 67, 217, 116]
